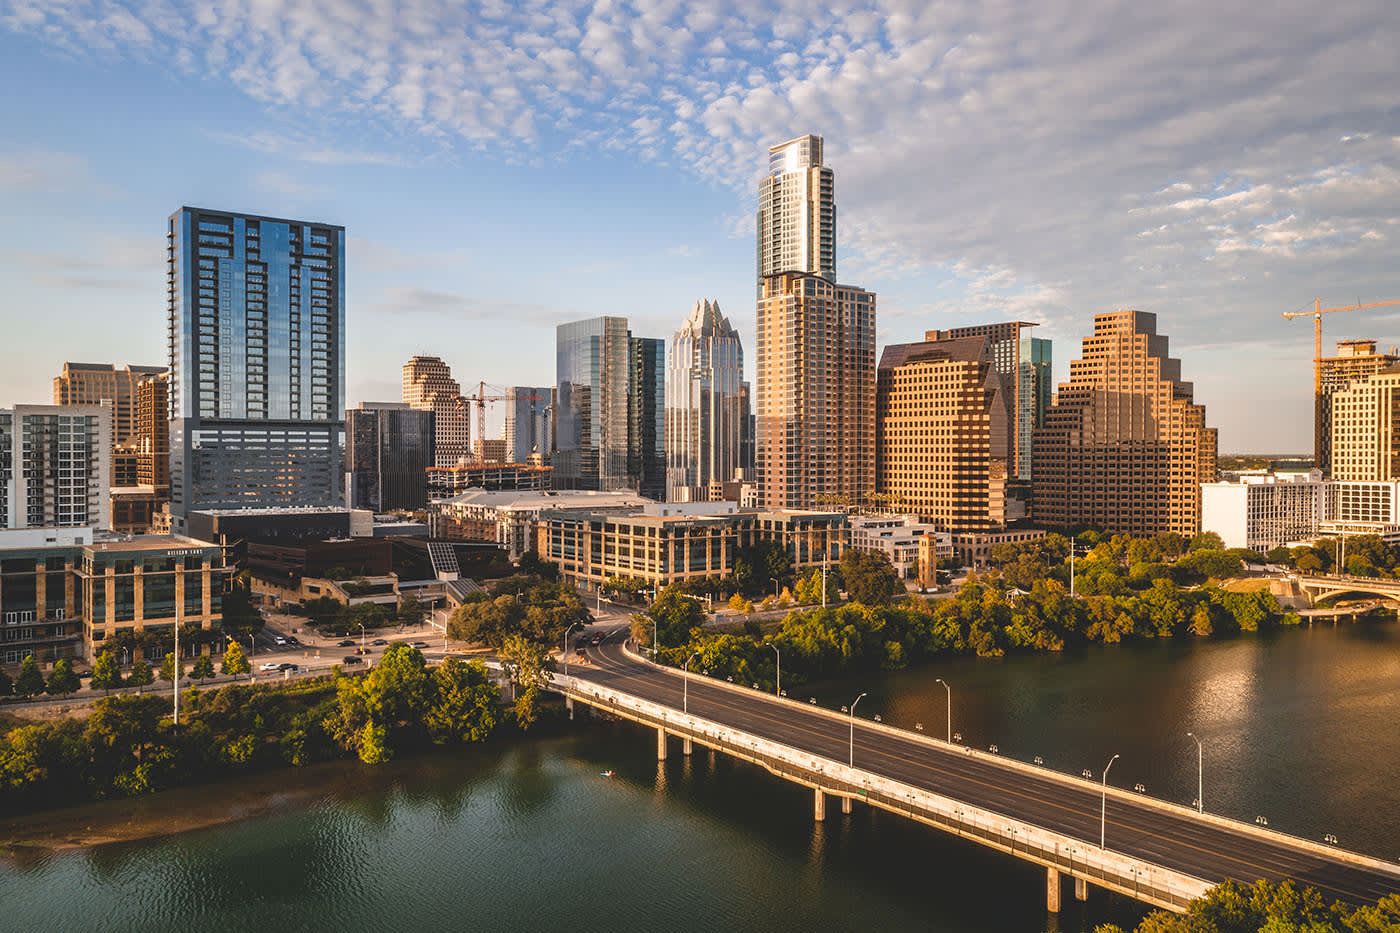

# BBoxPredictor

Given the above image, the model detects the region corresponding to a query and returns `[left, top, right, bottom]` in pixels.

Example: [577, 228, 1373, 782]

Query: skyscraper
[346, 402, 435, 511]
[504, 386, 553, 463]
[1032, 310, 1217, 535]
[54, 362, 167, 447]
[665, 300, 747, 502]
[167, 207, 346, 527]
[402, 356, 470, 468]
[1329, 364, 1400, 482]
[0, 404, 112, 533]
[755, 135, 876, 510]
[554, 316, 664, 497]
[1317, 339, 1398, 476]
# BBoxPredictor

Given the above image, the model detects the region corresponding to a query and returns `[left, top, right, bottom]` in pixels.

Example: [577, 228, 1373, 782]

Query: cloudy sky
[2, 0, 1398, 452]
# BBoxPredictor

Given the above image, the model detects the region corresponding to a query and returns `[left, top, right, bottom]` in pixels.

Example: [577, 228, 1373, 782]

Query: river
[2, 620, 1397, 932]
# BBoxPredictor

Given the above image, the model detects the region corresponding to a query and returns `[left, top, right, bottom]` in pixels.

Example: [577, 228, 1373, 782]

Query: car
[411, 641, 429, 649]
[273, 635, 288, 646]
[591, 634, 604, 646]
[258, 662, 281, 672]
[285, 636, 301, 646]
[341, 656, 363, 666]
[338, 639, 355, 647]
[278, 663, 300, 672]
[574, 645, 587, 656]
[372, 638, 388, 646]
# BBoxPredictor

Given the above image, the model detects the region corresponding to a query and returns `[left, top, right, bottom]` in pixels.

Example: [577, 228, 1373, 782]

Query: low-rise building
[1201, 472, 1324, 551]
[948, 527, 1048, 570]
[427, 461, 554, 497]
[1321, 480, 1400, 543]
[848, 514, 952, 579]
[431, 488, 652, 559]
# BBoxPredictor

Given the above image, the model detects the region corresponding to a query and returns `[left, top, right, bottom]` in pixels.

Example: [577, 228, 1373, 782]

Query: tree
[840, 550, 902, 606]
[159, 652, 184, 683]
[14, 656, 45, 698]
[425, 658, 501, 745]
[45, 659, 81, 696]
[220, 585, 264, 636]
[732, 542, 794, 597]
[0, 666, 11, 697]
[499, 633, 554, 729]
[190, 654, 216, 680]
[647, 587, 706, 648]
[90, 650, 122, 693]
[125, 662, 154, 688]
[397, 594, 425, 627]
[221, 641, 251, 679]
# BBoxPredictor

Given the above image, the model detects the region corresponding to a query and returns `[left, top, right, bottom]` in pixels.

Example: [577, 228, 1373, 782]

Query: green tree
[425, 658, 501, 745]
[499, 633, 554, 729]
[220, 585, 264, 636]
[397, 594, 425, 627]
[732, 542, 794, 597]
[221, 641, 251, 679]
[159, 652, 184, 683]
[0, 667, 11, 697]
[45, 659, 81, 696]
[90, 650, 122, 693]
[14, 656, 45, 698]
[190, 654, 216, 680]
[840, 550, 902, 606]
[646, 586, 707, 648]
[125, 662, 154, 688]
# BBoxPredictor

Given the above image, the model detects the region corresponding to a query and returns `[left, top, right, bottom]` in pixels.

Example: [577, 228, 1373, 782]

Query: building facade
[876, 334, 1006, 531]
[755, 136, 876, 511]
[402, 356, 470, 468]
[847, 514, 952, 580]
[1329, 365, 1400, 483]
[1317, 339, 1397, 477]
[1, 404, 112, 536]
[665, 300, 747, 502]
[426, 461, 554, 498]
[431, 488, 652, 559]
[629, 336, 666, 500]
[504, 386, 553, 464]
[167, 207, 346, 527]
[54, 363, 167, 448]
[346, 402, 435, 512]
[1200, 472, 1324, 551]
[1032, 310, 1217, 536]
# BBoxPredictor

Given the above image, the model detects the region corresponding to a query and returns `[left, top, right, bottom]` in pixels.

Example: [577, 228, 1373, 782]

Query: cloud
[0, 150, 118, 196]
[209, 130, 405, 166]
[370, 286, 579, 326]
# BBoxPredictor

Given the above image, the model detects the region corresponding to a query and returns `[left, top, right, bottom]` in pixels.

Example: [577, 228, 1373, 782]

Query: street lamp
[356, 622, 367, 651]
[1101, 753, 1120, 850]
[849, 692, 868, 767]
[935, 677, 951, 743]
[1187, 732, 1203, 813]
[562, 622, 583, 677]
[683, 652, 699, 713]
[768, 643, 781, 695]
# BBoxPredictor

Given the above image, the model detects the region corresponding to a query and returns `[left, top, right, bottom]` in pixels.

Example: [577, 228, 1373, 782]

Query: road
[572, 634, 1399, 908]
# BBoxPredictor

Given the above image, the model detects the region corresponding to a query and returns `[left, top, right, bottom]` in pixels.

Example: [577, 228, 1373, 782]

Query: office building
[1316, 339, 1397, 476]
[1, 404, 112, 536]
[875, 334, 1007, 531]
[848, 514, 952, 580]
[431, 487, 652, 558]
[346, 402, 435, 512]
[1201, 472, 1324, 551]
[1032, 310, 1217, 536]
[402, 356, 470, 468]
[54, 363, 167, 448]
[666, 299, 748, 502]
[135, 374, 170, 493]
[426, 460, 553, 498]
[1329, 365, 1400, 482]
[167, 207, 346, 528]
[755, 135, 876, 511]
[504, 386, 553, 464]
[555, 316, 665, 497]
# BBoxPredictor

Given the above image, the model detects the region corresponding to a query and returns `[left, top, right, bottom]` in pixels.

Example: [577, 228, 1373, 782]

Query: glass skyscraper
[346, 402, 434, 512]
[504, 386, 553, 463]
[665, 299, 747, 502]
[167, 207, 346, 527]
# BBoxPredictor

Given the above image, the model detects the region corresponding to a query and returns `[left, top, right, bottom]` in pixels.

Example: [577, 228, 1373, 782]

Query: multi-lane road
[573, 634, 1399, 907]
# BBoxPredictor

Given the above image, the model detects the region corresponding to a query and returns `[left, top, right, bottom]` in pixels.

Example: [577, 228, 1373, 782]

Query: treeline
[648, 531, 1298, 690]
[446, 576, 590, 648]
[294, 593, 427, 634]
[1096, 878, 1399, 932]
[0, 646, 505, 816]
[0, 646, 249, 700]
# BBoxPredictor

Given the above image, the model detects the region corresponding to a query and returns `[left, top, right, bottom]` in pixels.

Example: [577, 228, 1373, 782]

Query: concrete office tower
[504, 386, 553, 463]
[0, 404, 112, 532]
[346, 402, 435, 511]
[54, 362, 167, 447]
[1317, 339, 1398, 477]
[876, 334, 1007, 531]
[167, 208, 345, 528]
[755, 135, 876, 510]
[134, 374, 169, 493]
[665, 300, 746, 502]
[402, 356, 470, 468]
[1329, 364, 1400, 482]
[1032, 310, 1217, 536]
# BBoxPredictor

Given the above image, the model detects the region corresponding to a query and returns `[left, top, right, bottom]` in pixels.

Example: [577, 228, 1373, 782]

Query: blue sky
[3, 0, 1399, 452]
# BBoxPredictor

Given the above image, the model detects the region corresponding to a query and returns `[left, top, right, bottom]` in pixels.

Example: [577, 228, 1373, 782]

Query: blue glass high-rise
[166, 207, 346, 528]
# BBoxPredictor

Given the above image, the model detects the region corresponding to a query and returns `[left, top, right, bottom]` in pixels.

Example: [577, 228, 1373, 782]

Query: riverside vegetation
[1096, 878, 1400, 932]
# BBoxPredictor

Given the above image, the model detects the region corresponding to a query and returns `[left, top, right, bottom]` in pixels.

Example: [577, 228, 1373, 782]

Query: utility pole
[821, 553, 829, 609]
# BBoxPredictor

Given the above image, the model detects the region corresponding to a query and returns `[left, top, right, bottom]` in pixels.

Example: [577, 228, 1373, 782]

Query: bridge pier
[1046, 867, 1061, 913]
[814, 788, 826, 821]
[657, 727, 667, 760]
[1075, 876, 1087, 901]
[682, 737, 692, 755]
[841, 795, 852, 814]
[566, 696, 574, 720]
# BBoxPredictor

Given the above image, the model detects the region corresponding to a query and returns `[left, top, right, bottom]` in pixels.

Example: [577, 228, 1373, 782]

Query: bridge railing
[555, 671, 1213, 912]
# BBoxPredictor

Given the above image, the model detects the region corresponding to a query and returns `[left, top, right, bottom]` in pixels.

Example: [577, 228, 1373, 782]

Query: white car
[258, 662, 281, 672]
[273, 635, 288, 646]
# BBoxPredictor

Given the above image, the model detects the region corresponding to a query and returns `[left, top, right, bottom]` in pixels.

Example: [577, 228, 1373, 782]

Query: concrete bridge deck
[556, 635, 1400, 914]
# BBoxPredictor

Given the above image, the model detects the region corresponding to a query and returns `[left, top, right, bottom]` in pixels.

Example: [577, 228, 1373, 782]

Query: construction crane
[1282, 297, 1400, 466]
[459, 383, 542, 462]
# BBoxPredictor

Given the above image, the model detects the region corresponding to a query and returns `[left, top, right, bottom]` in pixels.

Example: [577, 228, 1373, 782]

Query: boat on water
[600, 770, 616, 778]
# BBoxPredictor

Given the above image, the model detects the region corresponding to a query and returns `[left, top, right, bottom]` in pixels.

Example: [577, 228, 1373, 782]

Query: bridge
[553, 635, 1400, 916]
[1295, 574, 1400, 605]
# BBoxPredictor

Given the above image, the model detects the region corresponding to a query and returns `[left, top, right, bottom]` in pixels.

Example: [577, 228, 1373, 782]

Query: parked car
[338, 639, 355, 647]
[372, 638, 388, 646]
[411, 641, 429, 649]
[259, 662, 281, 671]
[273, 635, 288, 646]
[285, 636, 301, 646]
[278, 663, 300, 672]
[341, 656, 363, 666]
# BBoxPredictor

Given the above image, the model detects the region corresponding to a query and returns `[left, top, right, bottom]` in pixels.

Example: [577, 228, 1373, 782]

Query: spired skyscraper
[665, 300, 748, 502]
[167, 207, 346, 529]
[755, 135, 875, 510]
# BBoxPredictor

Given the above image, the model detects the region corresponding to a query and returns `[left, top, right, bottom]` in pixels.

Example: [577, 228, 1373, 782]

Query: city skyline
[3, 3, 1400, 453]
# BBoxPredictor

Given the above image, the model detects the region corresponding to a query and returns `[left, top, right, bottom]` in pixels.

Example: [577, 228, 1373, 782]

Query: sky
[2, 0, 1399, 453]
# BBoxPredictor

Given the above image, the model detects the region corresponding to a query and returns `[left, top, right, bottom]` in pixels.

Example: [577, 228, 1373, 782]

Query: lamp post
[683, 652, 699, 713]
[1101, 753, 1120, 850]
[173, 620, 180, 726]
[1187, 732, 1203, 813]
[357, 622, 366, 651]
[935, 677, 951, 743]
[849, 692, 868, 767]
[768, 643, 781, 695]
[562, 622, 583, 677]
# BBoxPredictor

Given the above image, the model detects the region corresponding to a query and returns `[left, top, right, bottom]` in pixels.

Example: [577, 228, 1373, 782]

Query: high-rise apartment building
[755, 135, 876, 510]
[555, 317, 664, 496]
[876, 334, 1007, 531]
[167, 207, 346, 527]
[402, 356, 470, 468]
[346, 402, 435, 512]
[504, 386, 553, 463]
[135, 374, 170, 493]
[1033, 311, 1217, 535]
[0, 404, 112, 534]
[54, 363, 167, 446]
[1329, 365, 1400, 482]
[665, 300, 747, 502]
[1317, 339, 1398, 476]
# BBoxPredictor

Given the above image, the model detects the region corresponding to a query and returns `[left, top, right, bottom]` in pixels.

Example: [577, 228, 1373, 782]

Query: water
[2, 621, 1397, 932]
